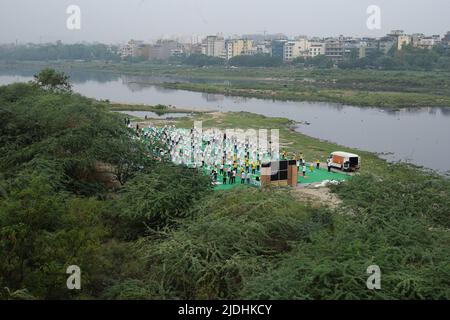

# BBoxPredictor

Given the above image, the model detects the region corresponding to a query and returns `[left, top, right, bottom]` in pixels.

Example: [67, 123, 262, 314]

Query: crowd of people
[135, 122, 333, 187]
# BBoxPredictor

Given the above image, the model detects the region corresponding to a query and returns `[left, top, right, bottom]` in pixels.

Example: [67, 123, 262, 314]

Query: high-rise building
[225, 39, 254, 60]
[271, 40, 287, 60]
[203, 36, 226, 58]
[283, 39, 309, 61]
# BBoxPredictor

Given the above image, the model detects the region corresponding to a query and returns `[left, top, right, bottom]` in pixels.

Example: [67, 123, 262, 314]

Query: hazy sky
[1, 0, 449, 44]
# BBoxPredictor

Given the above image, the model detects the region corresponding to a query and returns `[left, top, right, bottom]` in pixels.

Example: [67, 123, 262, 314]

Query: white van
[329, 151, 361, 172]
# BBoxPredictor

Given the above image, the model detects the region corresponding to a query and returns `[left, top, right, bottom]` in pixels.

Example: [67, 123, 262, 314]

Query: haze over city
[1, 0, 449, 44]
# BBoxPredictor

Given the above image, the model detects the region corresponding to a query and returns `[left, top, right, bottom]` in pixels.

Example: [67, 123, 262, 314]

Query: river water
[1, 69, 449, 173]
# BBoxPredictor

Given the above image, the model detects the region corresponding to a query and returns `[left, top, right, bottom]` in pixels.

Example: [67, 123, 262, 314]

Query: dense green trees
[1, 40, 449, 72]
[0, 82, 147, 195]
[0, 42, 120, 62]
[243, 174, 450, 299]
[111, 165, 212, 239]
[136, 190, 333, 299]
[0, 73, 449, 299]
[182, 54, 225, 67]
[133, 171, 449, 300]
[305, 55, 334, 69]
[339, 45, 450, 71]
[0, 78, 210, 299]
[229, 54, 283, 67]
[0, 174, 109, 299]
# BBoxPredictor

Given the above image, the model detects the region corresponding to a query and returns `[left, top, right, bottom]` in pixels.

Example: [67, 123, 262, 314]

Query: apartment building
[283, 41, 301, 61]
[293, 38, 310, 59]
[256, 41, 272, 55]
[418, 37, 440, 50]
[397, 35, 412, 50]
[387, 30, 411, 51]
[378, 37, 395, 54]
[183, 43, 203, 56]
[203, 36, 226, 58]
[412, 33, 426, 46]
[325, 39, 344, 62]
[225, 39, 254, 60]
[119, 30, 445, 63]
[342, 38, 362, 59]
[358, 38, 379, 58]
[271, 40, 287, 60]
[308, 42, 325, 57]
[119, 40, 145, 58]
[412, 34, 441, 50]
[269, 38, 310, 62]
[148, 40, 183, 60]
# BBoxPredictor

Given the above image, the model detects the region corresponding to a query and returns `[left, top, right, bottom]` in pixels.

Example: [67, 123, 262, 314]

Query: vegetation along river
[1, 69, 449, 173]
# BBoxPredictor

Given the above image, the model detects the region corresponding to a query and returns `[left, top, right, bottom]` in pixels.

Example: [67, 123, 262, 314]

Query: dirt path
[292, 185, 342, 209]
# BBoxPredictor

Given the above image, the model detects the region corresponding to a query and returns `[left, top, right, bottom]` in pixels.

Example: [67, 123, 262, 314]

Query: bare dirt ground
[292, 185, 342, 209]
[206, 112, 225, 124]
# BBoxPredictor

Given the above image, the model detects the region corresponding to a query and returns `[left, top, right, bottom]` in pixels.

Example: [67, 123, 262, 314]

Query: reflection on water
[0, 65, 120, 84]
[202, 93, 225, 102]
[117, 111, 191, 119]
[1, 68, 449, 172]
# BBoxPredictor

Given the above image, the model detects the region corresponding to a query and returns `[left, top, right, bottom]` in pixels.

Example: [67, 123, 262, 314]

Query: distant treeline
[172, 53, 283, 68]
[179, 46, 450, 71]
[0, 42, 121, 62]
[338, 44, 450, 71]
[1, 41, 450, 71]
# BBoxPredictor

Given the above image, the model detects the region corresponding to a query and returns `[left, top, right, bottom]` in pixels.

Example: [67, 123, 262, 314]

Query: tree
[0, 43, 120, 62]
[182, 54, 225, 67]
[0, 174, 109, 299]
[32, 68, 72, 93]
[228, 54, 283, 67]
[292, 56, 306, 65]
[111, 164, 212, 239]
[305, 55, 334, 69]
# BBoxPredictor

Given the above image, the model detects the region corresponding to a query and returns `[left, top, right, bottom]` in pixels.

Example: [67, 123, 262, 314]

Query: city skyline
[1, 0, 449, 44]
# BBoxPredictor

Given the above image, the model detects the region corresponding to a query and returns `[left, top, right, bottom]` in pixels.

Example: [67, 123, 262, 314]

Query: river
[1, 68, 449, 173]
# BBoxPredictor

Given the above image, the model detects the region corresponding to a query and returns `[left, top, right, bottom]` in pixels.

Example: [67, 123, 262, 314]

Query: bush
[183, 54, 225, 67]
[305, 55, 334, 69]
[0, 81, 148, 195]
[111, 164, 212, 239]
[228, 54, 283, 67]
[32, 68, 72, 92]
[137, 189, 331, 299]
[0, 174, 109, 299]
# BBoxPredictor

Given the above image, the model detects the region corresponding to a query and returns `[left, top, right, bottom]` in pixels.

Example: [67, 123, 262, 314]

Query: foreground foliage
[0, 79, 449, 300]
[0, 82, 210, 299]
